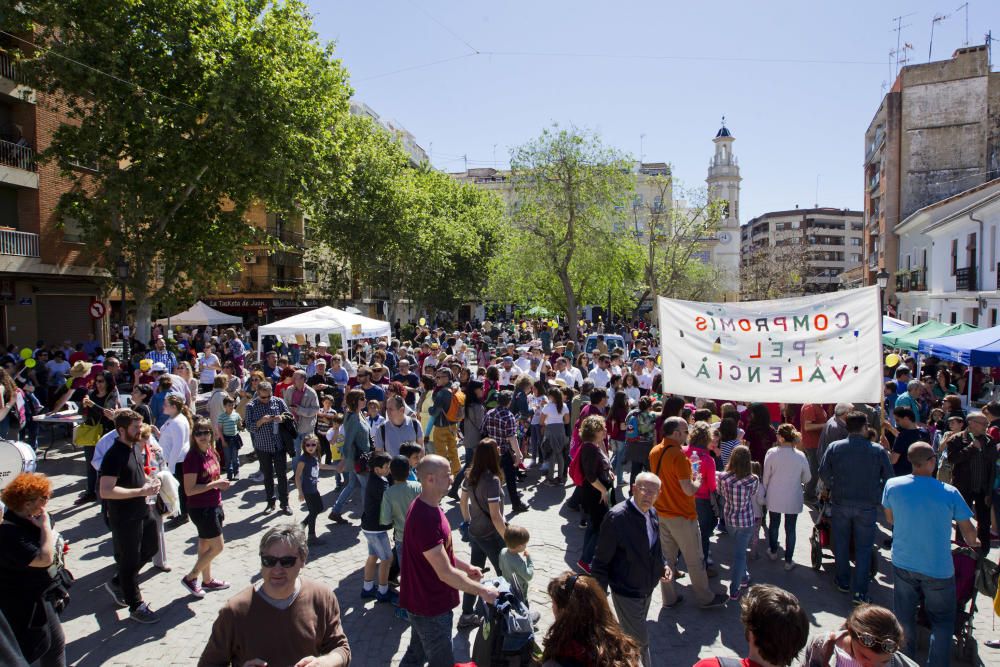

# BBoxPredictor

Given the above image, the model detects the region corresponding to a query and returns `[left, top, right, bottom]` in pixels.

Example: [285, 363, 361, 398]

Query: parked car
[584, 334, 625, 354]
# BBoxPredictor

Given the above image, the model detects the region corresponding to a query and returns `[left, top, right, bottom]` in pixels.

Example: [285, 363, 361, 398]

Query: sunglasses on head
[260, 554, 298, 568]
[852, 631, 898, 654]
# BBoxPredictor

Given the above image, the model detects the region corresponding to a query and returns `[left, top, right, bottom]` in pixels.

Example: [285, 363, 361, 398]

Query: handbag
[279, 412, 297, 458]
[73, 422, 103, 447]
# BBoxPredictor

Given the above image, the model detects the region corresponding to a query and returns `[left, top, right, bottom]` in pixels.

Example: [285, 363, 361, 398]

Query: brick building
[0, 43, 103, 348]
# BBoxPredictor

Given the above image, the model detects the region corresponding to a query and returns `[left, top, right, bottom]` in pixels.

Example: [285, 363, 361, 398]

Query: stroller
[918, 544, 994, 663]
[808, 497, 878, 580]
[471, 577, 538, 667]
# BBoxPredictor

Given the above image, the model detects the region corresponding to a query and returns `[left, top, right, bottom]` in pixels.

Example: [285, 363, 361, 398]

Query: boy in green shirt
[379, 455, 422, 562]
[499, 524, 539, 623]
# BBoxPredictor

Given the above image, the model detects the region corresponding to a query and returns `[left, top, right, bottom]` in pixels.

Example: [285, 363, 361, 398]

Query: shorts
[363, 530, 392, 560]
[189, 505, 225, 539]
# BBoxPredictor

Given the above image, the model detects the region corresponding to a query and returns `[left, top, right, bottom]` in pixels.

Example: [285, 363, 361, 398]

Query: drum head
[0, 440, 36, 490]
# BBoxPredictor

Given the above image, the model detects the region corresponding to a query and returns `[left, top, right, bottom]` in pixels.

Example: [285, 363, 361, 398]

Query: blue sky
[309, 1, 998, 223]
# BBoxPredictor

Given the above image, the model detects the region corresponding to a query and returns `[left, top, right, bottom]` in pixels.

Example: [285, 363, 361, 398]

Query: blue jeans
[893, 565, 956, 667]
[729, 526, 754, 597]
[610, 439, 627, 485]
[831, 504, 877, 596]
[767, 512, 798, 563]
[462, 532, 505, 614]
[332, 470, 368, 514]
[695, 498, 717, 563]
[224, 435, 241, 476]
[400, 611, 454, 667]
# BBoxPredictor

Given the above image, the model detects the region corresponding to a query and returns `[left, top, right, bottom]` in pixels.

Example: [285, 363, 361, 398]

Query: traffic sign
[89, 300, 106, 319]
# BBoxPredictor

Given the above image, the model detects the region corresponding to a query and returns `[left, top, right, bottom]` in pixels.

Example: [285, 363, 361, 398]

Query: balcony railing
[997, 263, 1000, 291]
[0, 139, 35, 172]
[909, 268, 926, 291]
[0, 50, 15, 81]
[956, 266, 976, 291]
[896, 275, 910, 293]
[0, 228, 38, 257]
[264, 224, 305, 247]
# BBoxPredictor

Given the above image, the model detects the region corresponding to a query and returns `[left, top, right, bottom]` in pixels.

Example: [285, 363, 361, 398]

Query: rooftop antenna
[639, 133, 646, 164]
[492, 143, 497, 169]
[929, 12, 951, 61]
[957, 2, 969, 46]
[815, 174, 820, 208]
[891, 13, 916, 77]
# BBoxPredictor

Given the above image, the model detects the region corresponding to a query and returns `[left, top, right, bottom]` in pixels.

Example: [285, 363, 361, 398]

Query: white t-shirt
[637, 370, 654, 390]
[589, 367, 611, 389]
[499, 366, 521, 386]
[540, 402, 569, 423]
[199, 353, 220, 385]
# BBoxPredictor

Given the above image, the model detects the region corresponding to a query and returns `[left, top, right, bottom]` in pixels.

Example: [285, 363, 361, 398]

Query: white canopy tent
[256, 306, 391, 358]
[154, 300, 243, 326]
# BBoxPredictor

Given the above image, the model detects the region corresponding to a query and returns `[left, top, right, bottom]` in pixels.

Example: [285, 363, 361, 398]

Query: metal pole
[120, 280, 129, 365]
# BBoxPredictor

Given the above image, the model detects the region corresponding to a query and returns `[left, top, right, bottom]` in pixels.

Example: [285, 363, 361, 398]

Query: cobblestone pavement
[32, 436, 997, 666]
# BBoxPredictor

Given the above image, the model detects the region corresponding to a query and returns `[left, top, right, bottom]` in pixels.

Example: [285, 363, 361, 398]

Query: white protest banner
[657, 286, 882, 403]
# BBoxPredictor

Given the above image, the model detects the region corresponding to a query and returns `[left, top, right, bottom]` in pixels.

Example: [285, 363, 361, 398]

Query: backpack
[472, 577, 537, 667]
[569, 442, 597, 487]
[624, 409, 641, 441]
[445, 388, 466, 423]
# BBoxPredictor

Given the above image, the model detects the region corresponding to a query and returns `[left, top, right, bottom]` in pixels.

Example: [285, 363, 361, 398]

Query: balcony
[0, 139, 34, 172]
[909, 268, 926, 291]
[0, 228, 38, 257]
[955, 266, 976, 291]
[0, 50, 14, 82]
[265, 224, 305, 247]
[896, 275, 910, 293]
[235, 274, 305, 293]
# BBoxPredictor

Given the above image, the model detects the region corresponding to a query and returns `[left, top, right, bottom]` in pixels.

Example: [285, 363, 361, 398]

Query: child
[294, 434, 340, 545]
[498, 524, 540, 623]
[17, 378, 42, 450]
[138, 424, 171, 572]
[325, 413, 346, 489]
[367, 399, 386, 432]
[748, 461, 766, 561]
[360, 451, 396, 603]
[217, 396, 242, 480]
[398, 442, 424, 481]
[379, 455, 422, 584]
[717, 445, 761, 601]
[316, 395, 338, 462]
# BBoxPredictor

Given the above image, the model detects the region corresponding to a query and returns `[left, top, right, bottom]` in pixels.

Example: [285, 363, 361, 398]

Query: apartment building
[863, 45, 1000, 302]
[740, 208, 865, 294]
[894, 178, 1000, 327]
[0, 41, 104, 346]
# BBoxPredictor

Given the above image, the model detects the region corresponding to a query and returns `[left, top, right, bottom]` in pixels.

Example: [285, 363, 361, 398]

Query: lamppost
[116, 257, 130, 365]
[876, 268, 890, 321]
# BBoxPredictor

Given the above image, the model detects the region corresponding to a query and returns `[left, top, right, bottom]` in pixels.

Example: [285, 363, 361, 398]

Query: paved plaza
[32, 434, 997, 666]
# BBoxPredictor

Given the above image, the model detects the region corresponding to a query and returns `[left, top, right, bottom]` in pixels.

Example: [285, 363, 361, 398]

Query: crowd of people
[0, 317, 997, 666]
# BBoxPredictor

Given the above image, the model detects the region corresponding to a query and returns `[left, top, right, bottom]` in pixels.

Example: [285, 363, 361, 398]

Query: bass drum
[0, 440, 37, 490]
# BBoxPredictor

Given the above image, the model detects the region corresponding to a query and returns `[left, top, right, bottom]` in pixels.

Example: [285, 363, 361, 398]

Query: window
[0, 186, 17, 229]
[850, 237, 862, 246]
[991, 226, 997, 266]
[950, 312, 957, 324]
[951, 239, 958, 275]
[992, 309, 998, 328]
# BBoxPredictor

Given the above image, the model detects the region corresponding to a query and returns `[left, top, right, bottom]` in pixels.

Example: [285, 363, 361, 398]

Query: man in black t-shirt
[889, 406, 929, 477]
[99, 409, 161, 624]
[390, 359, 420, 408]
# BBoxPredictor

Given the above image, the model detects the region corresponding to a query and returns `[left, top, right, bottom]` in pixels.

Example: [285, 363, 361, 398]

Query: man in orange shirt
[649, 416, 727, 609]
[799, 403, 827, 504]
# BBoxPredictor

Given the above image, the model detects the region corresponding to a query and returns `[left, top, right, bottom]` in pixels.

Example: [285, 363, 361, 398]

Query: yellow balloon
[885, 353, 901, 368]
[656, 355, 661, 364]
[549, 320, 558, 329]
[578, 319, 585, 327]
[24, 358, 35, 368]
[418, 317, 426, 327]
[631, 330, 639, 338]
[139, 358, 152, 372]
[19, 348, 32, 360]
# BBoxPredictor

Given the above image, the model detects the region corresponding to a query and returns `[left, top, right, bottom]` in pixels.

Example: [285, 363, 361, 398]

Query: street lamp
[875, 267, 890, 322]
[116, 257, 130, 364]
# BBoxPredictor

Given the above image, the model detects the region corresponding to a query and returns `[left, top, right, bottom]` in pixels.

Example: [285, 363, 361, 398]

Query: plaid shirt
[146, 349, 178, 373]
[244, 396, 288, 453]
[483, 407, 517, 454]
[718, 472, 760, 529]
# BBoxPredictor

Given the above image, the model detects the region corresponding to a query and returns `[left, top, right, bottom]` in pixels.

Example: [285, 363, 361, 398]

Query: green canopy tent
[882, 320, 951, 351]
[524, 305, 551, 317]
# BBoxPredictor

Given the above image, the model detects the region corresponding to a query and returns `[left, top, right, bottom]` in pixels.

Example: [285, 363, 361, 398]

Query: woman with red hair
[0, 472, 65, 666]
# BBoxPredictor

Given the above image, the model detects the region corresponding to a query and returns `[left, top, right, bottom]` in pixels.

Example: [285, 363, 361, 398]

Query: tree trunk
[136, 298, 152, 346]
[560, 270, 578, 341]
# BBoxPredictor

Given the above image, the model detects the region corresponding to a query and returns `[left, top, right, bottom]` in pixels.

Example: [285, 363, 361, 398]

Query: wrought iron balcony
[955, 266, 976, 291]
[895, 275, 910, 293]
[909, 268, 926, 291]
[0, 228, 38, 257]
[0, 139, 35, 172]
[0, 50, 15, 81]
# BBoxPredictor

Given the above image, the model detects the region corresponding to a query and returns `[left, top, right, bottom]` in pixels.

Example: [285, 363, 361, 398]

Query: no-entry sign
[89, 300, 106, 319]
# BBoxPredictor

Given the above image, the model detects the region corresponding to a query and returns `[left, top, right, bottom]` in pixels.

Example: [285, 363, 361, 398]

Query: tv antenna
[929, 12, 951, 61]
[890, 13, 916, 77]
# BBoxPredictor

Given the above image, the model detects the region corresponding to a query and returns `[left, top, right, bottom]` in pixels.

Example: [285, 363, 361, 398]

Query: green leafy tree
[317, 118, 505, 322]
[3, 0, 354, 341]
[489, 125, 641, 339]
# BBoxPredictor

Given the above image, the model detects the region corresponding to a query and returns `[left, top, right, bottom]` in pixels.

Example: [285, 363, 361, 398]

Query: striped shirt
[244, 396, 288, 453]
[146, 349, 178, 372]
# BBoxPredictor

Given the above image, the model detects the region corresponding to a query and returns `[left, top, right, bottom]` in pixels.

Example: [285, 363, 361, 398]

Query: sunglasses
[194, 430, 212, 437]
[260, 554, 299, 568]
[304, 443, 318, 449]
[852, 631, 898, 654]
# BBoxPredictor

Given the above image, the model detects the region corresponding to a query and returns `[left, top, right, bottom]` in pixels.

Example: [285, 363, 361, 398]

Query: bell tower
[706, 117, 741, 300]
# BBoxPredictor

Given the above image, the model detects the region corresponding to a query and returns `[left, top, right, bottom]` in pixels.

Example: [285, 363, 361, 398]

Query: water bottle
[691, 456, 701, 477]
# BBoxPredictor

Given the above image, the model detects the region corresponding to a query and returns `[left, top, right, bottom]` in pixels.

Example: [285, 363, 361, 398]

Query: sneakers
[577, 518, 588, 529]
[280, 506, 293, 516]
[129, 602, 159, 624]
[457, 613, 483, 629]
[701, 593, 729, 609]
[784, 561, 795, 572]
[202, 579, 231, 592]
[104, 581, 127, 609]
[576, 559, 592, 574]
[361, 586, 378, 600]
[376, 589, 399, 605]
[250, 471, 264, 482]
[836, 583, 851, 594]
[729, 591, 742, 601]
[767, 549, 780, 561]
[328, 511, 348, 524]
[181, 576, 205, 598]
